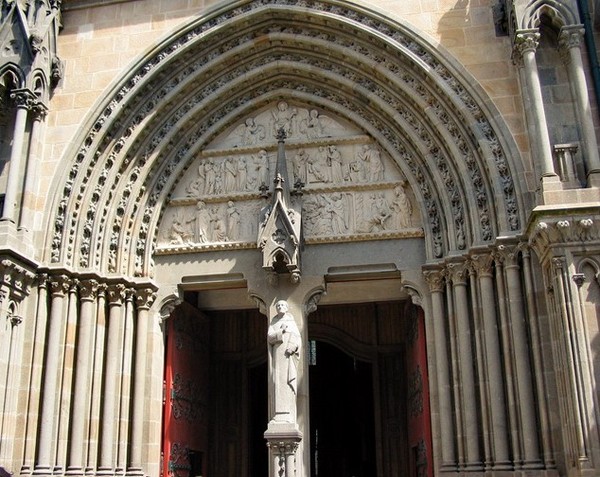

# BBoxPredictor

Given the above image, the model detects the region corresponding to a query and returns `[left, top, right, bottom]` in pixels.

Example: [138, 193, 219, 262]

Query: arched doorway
[44, 3, 528, 475]
[162, 299, 432, 477]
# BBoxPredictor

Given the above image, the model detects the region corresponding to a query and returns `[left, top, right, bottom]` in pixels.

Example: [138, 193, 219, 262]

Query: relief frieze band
[156, 102, 423, 255]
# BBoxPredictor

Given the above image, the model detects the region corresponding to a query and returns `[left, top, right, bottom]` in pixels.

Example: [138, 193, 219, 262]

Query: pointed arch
[44, 0, 528, 279]
[518, 0, 580, 30]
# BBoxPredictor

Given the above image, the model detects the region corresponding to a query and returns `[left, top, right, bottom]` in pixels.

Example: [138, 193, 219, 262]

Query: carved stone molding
[49, 0, 523, 276]
[159, 296, 182, 322]
[529, 214, 600, 260]
[304, 286, 326, 316]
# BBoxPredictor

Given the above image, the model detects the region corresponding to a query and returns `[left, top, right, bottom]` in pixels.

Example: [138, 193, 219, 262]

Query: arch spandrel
[44, 1, 528, 278]
[156, 100, 423, 253]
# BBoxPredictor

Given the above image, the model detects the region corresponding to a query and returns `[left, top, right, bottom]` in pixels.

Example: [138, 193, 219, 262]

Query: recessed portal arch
[45, 0, 527, 278]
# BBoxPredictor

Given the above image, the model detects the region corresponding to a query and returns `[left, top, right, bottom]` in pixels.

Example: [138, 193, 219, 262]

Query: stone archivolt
[46, 1, 526, 278]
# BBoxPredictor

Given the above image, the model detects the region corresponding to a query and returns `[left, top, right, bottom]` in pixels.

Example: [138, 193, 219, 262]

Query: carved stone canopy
[258, 129, 302, 282]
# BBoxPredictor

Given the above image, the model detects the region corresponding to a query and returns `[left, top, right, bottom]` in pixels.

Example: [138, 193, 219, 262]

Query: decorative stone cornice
[528, 214, 600, 259]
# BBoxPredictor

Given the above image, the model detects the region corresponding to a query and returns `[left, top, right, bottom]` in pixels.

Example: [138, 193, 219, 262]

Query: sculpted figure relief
[160, 102, 420, 251]
[272, 101, 298, 137]
[227, 201, 240, 241]
[392, 182, 413, 228]
[268, 300, 301, 423]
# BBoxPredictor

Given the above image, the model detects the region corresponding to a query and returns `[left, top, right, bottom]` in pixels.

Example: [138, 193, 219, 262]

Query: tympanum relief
[156, 101, 422, 253]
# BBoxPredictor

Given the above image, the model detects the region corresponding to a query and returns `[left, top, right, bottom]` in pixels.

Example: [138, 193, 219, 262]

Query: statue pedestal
[265, 422, 302, 477]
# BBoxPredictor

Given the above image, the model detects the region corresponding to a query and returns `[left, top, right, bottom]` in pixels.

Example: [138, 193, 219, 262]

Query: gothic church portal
[1, 1, 600, 476]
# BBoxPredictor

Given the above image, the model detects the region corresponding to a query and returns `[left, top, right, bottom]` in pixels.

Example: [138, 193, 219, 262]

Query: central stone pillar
[264, 298, 303, 476]
[249, 282, 324, 477]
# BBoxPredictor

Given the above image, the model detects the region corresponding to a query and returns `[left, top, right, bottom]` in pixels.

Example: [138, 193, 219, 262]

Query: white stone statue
[268, 300, 301, 424]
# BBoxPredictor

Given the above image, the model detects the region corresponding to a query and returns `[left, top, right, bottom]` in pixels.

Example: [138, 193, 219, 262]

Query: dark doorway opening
[309, 341, 376, 477]
[248, 362, 268, 476]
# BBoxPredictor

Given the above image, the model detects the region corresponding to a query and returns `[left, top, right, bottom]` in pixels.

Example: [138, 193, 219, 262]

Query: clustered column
[30, 276, 156, 476]
[546, 256, 598, 468]
[424, 245, 546, 472]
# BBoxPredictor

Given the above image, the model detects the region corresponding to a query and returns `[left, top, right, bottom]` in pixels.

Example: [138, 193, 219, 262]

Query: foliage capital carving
[136, 288, 157, 310]
[423, 268, 445, 293]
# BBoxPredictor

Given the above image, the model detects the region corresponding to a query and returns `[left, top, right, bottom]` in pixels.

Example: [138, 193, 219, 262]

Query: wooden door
[163, 302, 210, 477]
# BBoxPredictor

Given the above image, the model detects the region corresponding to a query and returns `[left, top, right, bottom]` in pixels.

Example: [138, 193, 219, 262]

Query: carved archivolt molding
[46, 1, 526, 278]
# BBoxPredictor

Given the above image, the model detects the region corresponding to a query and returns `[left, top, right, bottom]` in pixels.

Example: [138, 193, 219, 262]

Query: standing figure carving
[194, 201, 210, 243]
[268, 300, 301, 424]
[328, 145, 344, 183]
[227, 201, 240, 241]
[392, 183, 412, 228]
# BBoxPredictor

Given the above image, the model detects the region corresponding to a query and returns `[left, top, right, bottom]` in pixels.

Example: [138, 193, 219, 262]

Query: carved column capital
[494, 244, 520, 268]
[572, 273, 585, 288]
[446, 261, 469, 285]
[470, 253, 494, 277]
[31, 100, 48, 121]
[49, 274, 71, 296]
[135, 287, 157, 310]
[423, 268, 445, 293]
[512, 29, 540, 66]
[79, 279, 99, 301]
[10, 88, 35, 110]
[558, 25, 585, 51]
[107, 283, 126, 305]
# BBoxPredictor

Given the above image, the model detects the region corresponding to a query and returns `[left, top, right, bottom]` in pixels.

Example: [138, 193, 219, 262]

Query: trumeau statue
[267, 300, 301, 424]
[156, 100, 422, 252]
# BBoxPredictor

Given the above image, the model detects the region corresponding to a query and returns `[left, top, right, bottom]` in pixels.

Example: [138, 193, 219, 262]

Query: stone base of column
[96, 467, 117, 476]
[31, 465, 60, 476]
[65, 466, 85, 475]
[265, 422, 302, 477]
[125, 467, 145, 476]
